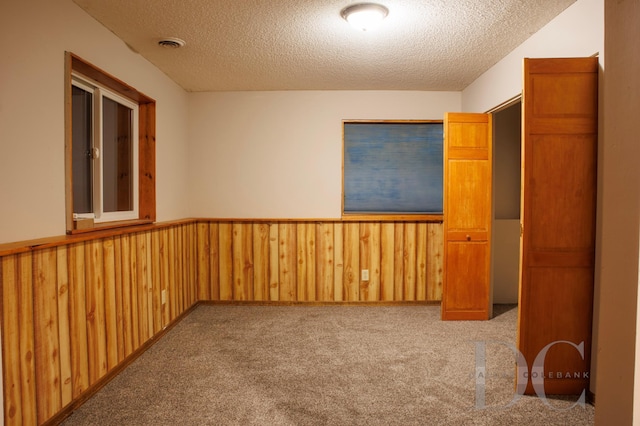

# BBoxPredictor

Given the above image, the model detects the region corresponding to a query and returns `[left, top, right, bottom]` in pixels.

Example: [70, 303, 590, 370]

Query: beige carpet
[61, 304, 594, 425]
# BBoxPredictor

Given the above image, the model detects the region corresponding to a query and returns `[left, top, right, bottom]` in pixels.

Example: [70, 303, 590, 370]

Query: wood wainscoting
[0, 218, 443, 425]
[0, 222, 198, 425]
[195, 220, 443, 303]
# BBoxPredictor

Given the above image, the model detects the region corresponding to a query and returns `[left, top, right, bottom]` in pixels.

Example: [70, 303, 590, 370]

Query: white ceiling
[73, 0, 576, 92]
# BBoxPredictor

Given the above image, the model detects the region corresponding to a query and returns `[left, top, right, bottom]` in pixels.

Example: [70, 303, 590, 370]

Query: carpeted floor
[61, 304, 594, 425]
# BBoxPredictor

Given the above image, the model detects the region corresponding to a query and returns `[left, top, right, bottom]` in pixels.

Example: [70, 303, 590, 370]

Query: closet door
[441, 113, 492, 320]
[517, 57, 598, 395]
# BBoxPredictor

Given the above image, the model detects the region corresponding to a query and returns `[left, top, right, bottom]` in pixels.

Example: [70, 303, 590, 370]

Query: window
[72, 75, 139, 222]
[65, 53, 156, 233]
[342, 121, 443, 219]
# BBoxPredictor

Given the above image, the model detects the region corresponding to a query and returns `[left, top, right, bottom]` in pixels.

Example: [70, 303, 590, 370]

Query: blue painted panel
[344, 122, 443, 214]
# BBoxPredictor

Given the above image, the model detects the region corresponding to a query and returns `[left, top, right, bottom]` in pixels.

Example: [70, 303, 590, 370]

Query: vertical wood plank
[150, 231, 162, 335]
[85, 240, 107, 384]
[56, 246, 73, 407]
[209, 223, 220, 301]
[188, 224, 196, 306]
[269, 224, 280, 301]
[2, 255, 24, 425]
[145, 232, 154, 332]
[333, 223, 344, 302]
[404, 223, 417, 301]
[197, 222, 211, 301]
[144, 233, 154, 333]
[427, 223, 444, 301]
[160, 227, 170, 328]
[167, 227, 177, 320]
[219, 223, 233, 300]
[369, 222, 381, 301]
[136, 233, 150, 343]
[278, 223, 297, 301]
[232, 223, 253, 300]
[394, 223, 405, 301]
[316, 223, 335, 302]
[128, 235, 140, 351]
[113, 236, 125, 363]
[18, 254, 37, 425]
[33, 248, 62, 422]
[179, 225, 190, 307]
[68, 244, 89, 398]
[359, 223, 371, 301]
[173, 228, 184, 316]
[102, 238, 119, 370]
[189, 223, 197, 307]
[120, 235, 134, 356]
[296, 223, 308, 301]
[380, 223, 395, 302]
[416, 223, 428, 301]
[305, 223, 316, 302]
[253, 223, 270, 301]
[343, 223, 360, 301]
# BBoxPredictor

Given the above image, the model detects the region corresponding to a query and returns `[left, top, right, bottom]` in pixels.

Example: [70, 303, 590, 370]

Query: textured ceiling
[72, 0, 576, 92]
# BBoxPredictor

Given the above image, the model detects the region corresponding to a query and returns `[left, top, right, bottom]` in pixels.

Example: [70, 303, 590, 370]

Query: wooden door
[442, 113, 492, 320]
[517, 57, 598, 395]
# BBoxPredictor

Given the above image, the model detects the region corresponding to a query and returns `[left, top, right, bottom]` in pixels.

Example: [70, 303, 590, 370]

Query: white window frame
[72, 72, 139, 223]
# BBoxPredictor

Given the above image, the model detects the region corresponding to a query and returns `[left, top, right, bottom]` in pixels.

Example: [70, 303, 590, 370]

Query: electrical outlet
[361, 269, 369, 281]
[161, 289, 167, 304]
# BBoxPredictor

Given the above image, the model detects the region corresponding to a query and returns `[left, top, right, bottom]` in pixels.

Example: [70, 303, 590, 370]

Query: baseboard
[198, 300, 441, 307]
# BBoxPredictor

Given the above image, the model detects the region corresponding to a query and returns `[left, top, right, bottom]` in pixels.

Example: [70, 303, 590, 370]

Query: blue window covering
[344, 122, 443, 214]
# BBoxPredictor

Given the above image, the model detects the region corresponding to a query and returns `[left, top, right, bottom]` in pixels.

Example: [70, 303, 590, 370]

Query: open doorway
[491, 100, 521, 305]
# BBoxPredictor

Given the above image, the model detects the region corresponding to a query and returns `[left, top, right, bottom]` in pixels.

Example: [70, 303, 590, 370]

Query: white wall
[461, 0, 604, 113]
[0, 0, 190, 245]
[595, 0, 640, 424]
[188, 91, 461, 218]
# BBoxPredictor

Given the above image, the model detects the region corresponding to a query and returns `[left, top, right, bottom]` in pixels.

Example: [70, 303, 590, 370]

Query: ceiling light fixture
[341, 3, 389, 31]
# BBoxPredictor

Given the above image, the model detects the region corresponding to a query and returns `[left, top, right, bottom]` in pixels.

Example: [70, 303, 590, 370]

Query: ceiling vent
[158, 37, 186, 48]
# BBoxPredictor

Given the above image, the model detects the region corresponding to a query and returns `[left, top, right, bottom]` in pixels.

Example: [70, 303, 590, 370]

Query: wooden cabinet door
[442, 113, 492, 320]
[517, 57, 598, 395]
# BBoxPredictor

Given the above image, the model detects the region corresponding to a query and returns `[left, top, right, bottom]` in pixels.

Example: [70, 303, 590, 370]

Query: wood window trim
[65, 52, 156, 234]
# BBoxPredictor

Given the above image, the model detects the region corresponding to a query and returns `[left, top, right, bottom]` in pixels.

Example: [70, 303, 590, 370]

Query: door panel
[446, 161, 491, 233]
[443, 242, 490, 314]
[442, 113, 492, 321]
[518, 57, 598, 395]
[529, 134, 597, 250]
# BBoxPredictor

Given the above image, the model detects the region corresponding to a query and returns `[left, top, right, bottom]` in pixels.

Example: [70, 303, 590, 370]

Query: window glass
[102, 96, 133, 213]
[343, 122, 443, 214]
[71, 85, 93, 214]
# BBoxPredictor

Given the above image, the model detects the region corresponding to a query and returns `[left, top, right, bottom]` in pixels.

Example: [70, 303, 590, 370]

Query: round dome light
[341, 3, 389, 31]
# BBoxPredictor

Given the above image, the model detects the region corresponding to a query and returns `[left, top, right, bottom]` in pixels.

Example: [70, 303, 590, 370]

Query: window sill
[68, 219, 154, 235]
[341, 214, 443, 222]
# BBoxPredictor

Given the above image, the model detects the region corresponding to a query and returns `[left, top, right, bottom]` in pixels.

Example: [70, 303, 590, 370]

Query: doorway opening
[491, 99, 521, 306]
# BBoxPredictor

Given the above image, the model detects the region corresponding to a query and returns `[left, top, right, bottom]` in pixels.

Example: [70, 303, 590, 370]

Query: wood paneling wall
[1, 223, 197, 425]
[195, 220, 444, 303]
[0, 219, 443, 425]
